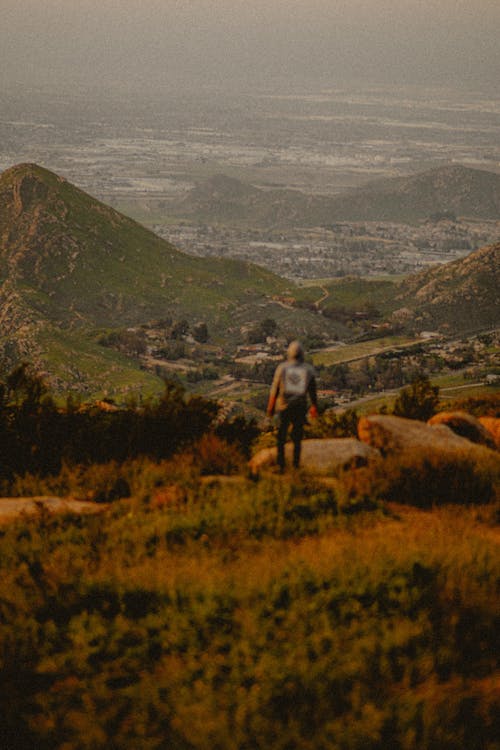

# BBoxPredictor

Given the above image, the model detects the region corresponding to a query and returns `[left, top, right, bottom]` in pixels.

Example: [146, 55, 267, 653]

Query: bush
[393, 376, 439, 421]
[186, 434, 246, 476]
[314, 408, 360, 438]
[0, 370, 220, 484]
[0, 481, 498, 750]
[441, 393, 500, 418]
[341, 446, 499, 508]
[216, 415, 260, 457]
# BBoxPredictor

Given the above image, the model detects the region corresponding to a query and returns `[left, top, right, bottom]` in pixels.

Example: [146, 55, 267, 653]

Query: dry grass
[0, 458, 498, 749]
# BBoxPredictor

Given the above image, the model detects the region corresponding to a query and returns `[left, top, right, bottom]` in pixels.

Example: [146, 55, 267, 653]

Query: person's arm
[267, 365, 282, 416]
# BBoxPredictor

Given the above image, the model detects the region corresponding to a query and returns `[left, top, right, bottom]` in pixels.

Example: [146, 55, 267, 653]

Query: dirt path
[314, 285, 330, 308]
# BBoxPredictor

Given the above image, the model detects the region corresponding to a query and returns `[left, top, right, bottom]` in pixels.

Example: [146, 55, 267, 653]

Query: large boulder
[357, 414, 500, 505]
[428, 411, 497, 450]
[249, 438, 378, 476]
[479, 417, 500, 450]
[358, 414, 473, 455]
[0, 496, 107, 523]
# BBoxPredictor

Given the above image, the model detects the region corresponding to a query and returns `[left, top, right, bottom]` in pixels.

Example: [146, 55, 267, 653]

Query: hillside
[180, 173, 319, 226]
[393, 242, 500, 333]
[0, 164, 287, 328]
[325, 164, 500, 223]
[180, 165, 500, 226]
[0, 164, 298, 393]
[308, 242, 499, 336]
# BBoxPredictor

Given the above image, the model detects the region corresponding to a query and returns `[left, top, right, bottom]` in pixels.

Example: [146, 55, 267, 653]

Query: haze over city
[2, 0, 500, 90]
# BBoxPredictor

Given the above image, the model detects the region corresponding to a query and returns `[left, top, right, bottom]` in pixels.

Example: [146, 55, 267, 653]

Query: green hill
[393, 242, 500, 333]
[0, 164, 286, 328]
[0, 164, 297, 395]
[180, 165, 500, 226]
[305, 243, 499, 337]
[316, 243, 500, 334]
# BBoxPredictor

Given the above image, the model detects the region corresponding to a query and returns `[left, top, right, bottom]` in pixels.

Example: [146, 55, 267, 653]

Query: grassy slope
[36, 327, 165, 400]
[294, 277, 399, 320]
[312, 336, 420, 367]
[395, 243, 500, 333]
[0, 164, 288, 329]
[0, 464, 498, 749]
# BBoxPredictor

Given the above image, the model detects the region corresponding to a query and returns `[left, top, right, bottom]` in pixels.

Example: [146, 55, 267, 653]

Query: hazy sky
[2, 0, 499, 90]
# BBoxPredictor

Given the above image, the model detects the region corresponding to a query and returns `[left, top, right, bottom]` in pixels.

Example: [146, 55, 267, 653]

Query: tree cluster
[0, 363, 256, 483]
[246, 318, 278, 344]
[393, 376, 440, 421]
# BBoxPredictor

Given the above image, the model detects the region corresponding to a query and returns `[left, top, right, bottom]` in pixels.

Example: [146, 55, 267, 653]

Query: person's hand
[266, 396, 276, 418]
[309, 405, 318, 420]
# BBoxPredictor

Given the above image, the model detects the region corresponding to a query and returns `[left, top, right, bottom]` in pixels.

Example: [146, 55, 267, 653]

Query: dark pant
[277, 402, 307, 470]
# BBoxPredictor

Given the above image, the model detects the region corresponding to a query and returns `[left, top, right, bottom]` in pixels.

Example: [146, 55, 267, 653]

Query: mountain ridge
[0, 163, 287, 329]
[180, 164, 500, 226]
[0, 163, 294, 394]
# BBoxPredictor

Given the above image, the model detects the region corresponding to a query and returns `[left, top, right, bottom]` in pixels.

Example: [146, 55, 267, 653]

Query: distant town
[110, 318, 499, 419]
[155, 217, 499, 279]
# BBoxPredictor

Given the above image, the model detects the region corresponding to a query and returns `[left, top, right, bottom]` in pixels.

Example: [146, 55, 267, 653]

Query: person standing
[267, 340, 318, 472]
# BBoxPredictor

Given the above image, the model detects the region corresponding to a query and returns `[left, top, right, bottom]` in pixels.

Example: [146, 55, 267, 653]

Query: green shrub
[0, 456, 498, 749]
[393, 376, 439, 421]
[186, 434, 246, 476]
[314, 408, 360, 438]
[341, 446, 499, 508]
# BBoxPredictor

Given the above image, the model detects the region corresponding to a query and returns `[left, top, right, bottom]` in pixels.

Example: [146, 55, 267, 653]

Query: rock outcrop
[428, 411, 497, 450]
[249, 438, 378, 476]
[357, 414, 476, 456]
[478, 417, 500, 450]
[357, 414, 500, 505]
[0, 496, 107, 523]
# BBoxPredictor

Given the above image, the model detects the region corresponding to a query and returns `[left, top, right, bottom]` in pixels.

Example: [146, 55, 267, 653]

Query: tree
[193, 322, 209, 343]
[393, 376, 439, 421]
[171, 320, 189, 340]
[329, 363, 349, 390]
[260, 318, 278, 338]
[247, 318, 278, 344]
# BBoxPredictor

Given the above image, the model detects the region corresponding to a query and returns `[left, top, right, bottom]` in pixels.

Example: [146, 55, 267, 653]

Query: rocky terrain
[393, 243, 500, 333]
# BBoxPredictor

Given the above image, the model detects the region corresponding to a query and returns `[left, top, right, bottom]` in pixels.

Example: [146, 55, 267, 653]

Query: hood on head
[287, 340, 304, 362]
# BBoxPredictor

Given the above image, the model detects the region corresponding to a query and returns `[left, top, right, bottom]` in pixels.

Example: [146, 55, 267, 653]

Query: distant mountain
[180, 173, 316, 226]
[393, 242, 500, 334]
[329, 165, 500, 223]
[180, 165, 500, 226]
[0, 163, 291, 394]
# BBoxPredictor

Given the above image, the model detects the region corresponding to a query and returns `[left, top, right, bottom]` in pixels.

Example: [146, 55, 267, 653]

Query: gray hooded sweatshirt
[268, 341, 317, 413]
